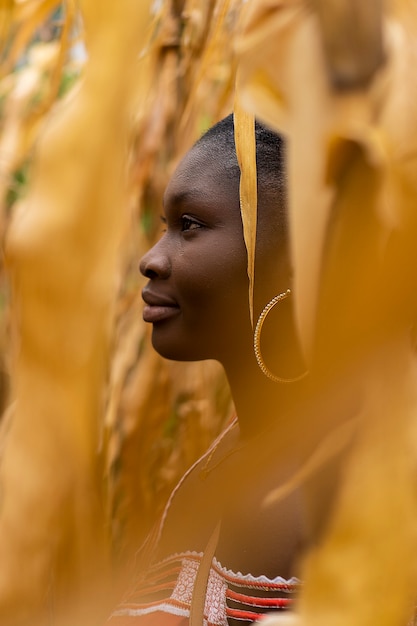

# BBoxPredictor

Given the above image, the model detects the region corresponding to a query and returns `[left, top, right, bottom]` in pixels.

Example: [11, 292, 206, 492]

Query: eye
[160, 215, 167, 233]
[181, 215, 203, 232]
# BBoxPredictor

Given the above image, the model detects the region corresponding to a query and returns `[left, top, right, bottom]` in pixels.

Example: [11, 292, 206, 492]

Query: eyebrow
[164, 188, 200, 209]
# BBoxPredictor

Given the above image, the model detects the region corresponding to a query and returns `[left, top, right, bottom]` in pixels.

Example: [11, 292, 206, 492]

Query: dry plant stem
[106, 0, 238, 558]
[1, 1, 151, 624]
[180, 0, 227, 129]
[311, 0, 385, 89]
[0, 0, 14, 60]
[236, 0, 417, 359]
[0, 1, 74, 249]
[29, 0, 75, 123]
[299, 339, 417, 626]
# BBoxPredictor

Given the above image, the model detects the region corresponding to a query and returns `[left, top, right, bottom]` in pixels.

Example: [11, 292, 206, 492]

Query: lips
[142, 288, 180, 324]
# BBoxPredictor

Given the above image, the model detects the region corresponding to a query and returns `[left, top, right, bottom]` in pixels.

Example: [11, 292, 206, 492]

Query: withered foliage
[237, 1, 417, 626]
[0, 0, 238, 623]
[104, 0, 239, 560]
[1, 2, 417, 626]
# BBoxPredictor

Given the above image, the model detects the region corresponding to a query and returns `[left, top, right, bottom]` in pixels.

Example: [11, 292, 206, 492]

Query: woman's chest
[155, 442, 311, 581]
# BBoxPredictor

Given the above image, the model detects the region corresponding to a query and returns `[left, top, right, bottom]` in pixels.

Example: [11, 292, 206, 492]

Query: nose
[139, 238, 171, 279]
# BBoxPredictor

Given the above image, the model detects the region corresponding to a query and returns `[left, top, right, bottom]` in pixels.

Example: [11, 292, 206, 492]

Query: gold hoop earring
[254, 289, 308, 384]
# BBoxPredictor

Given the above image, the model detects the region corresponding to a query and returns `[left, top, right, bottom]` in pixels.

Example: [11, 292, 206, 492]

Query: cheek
[178, 243, 249, 310]
[151, 247, 251, 361]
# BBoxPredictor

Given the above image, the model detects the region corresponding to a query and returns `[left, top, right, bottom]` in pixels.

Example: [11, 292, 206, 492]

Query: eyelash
[180, 215, 203, 232]
[159, 214, 204, 234]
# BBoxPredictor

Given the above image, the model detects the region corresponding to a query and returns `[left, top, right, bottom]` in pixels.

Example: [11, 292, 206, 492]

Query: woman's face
[140, 143, 287, 363]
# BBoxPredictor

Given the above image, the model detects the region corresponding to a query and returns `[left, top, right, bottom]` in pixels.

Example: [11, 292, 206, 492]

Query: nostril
[144, 267, 158, 279]
[139, 247, 171, 279]
[139, 253, 156, 278]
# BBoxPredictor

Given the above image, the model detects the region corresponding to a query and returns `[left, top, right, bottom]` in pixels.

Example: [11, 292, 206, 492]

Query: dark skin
[140, 142, 354, 580]
[141, 144, 304, 435]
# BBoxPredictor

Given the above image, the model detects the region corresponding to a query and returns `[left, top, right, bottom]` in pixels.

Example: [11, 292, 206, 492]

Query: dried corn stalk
[0, 0, 152, 624]
[0, 1, 242, 617]
[105, 0, 240, 559]
[236, 1, 417, 626]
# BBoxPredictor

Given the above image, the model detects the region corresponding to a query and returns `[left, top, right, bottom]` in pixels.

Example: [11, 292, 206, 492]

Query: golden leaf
[236, 0, 417, 359]
[2, 0, 61, 76]
[0, 0, 152, 622]
[236, 3, 417, 626]
[311, 0, 385, 89]
[233, 96, 257, 327]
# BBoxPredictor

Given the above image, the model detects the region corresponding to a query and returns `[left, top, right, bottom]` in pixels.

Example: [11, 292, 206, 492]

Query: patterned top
[109, 551, 300, 625]
[108, 419, 301, 625]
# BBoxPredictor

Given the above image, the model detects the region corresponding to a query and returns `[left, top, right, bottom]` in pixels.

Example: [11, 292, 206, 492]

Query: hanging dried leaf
[0, 0, 152, 623]
[236, 0, 417, 359]
[236, 3, 417, 626]
[233, 96, 257, 326]
[180, 0, 234, 130]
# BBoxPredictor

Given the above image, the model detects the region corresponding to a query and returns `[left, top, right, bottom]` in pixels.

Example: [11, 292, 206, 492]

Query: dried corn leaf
[236, 0, 417, 359]
[106, 0, 238, 555]
[236, 2, 417, 626]
[0, 0, 14, 55]
[234, 97, 257, 326]
[311, 0, 385, 89]
[180, 0, 234, 130]
[1, 0, 61, 75]
[0, 0, 152, 623]
[297, 349, 417, 626]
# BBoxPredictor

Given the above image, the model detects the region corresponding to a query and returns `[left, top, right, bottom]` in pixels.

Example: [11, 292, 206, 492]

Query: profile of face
[140, 123, 290, 366]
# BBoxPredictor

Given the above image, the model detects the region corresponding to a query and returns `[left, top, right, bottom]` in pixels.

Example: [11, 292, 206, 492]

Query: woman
[109, 115, 353, 626]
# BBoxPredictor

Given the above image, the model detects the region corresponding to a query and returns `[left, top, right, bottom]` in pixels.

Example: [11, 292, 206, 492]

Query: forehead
[163, 144, 240, 215]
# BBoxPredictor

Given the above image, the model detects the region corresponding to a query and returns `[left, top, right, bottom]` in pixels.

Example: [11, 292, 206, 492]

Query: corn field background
[1, 1, 417, 626]
[0, 1, 238, 623]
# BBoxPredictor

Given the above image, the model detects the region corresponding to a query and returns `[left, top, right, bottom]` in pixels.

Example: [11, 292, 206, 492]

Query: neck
[222, 349, 358, 462]
[226, 361, 296, 436]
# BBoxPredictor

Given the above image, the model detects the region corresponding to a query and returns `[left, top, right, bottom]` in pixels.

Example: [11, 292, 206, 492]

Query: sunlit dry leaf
[298, 349, 417, 626]
[236, 0, 417, 359]
[236, 0, 333, 357]
[234, 97, 257, 326]
[180, 0, 234, 130]
[0, 0, 152, 623]
[311, 0, 385, 89]
[1, 0, 60, 76]
[236, 4, 417, 626]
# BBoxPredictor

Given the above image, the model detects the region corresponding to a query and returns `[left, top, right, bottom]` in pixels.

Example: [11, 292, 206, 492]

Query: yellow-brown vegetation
[1, 1, 417, 626]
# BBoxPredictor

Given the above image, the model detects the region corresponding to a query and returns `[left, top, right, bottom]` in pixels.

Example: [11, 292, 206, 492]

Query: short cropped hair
[195, 113, 288, 240]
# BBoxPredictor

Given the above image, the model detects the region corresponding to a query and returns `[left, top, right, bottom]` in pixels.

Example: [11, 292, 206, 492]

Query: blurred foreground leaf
[237, 1, 417, 626]
[0, 0, 152, 624]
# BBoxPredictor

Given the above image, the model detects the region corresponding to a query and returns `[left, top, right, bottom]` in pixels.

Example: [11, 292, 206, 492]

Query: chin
[151, 333, 208, 362]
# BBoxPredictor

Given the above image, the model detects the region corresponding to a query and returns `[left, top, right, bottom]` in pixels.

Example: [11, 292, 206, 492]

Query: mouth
[142, 289, 180, 324]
